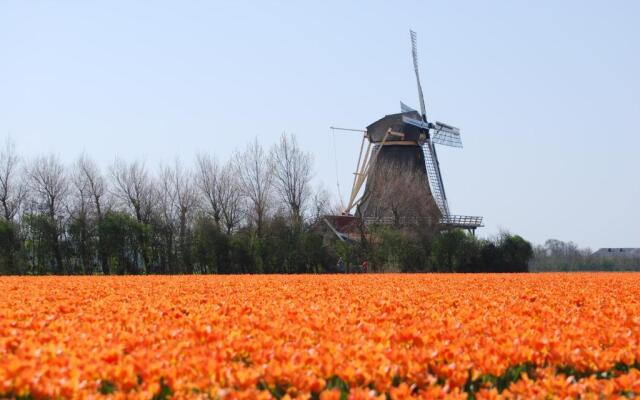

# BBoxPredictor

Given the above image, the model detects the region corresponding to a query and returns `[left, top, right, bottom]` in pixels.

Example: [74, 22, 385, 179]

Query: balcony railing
[440, 215, 484, 228]
[363, 215, 483, 229]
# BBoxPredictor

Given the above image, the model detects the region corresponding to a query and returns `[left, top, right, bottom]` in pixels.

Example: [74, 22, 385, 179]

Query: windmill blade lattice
[431, 122, 463, 148]
[421, 141, 450, 216]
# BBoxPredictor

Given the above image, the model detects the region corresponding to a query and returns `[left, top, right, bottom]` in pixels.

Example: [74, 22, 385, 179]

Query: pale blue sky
[1, 1, 638, 249]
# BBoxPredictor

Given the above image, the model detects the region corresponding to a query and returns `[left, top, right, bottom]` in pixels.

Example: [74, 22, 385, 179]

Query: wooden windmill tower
[326, 31, 482, 239]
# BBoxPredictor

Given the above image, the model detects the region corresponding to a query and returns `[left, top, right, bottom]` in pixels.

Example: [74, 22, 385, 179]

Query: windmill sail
[422, 141, 450, 216]
[431, 122, 463, 148]
[410, 30, 427, 120]
[402, 115, 430, 130]
[400, 101, 417, 114]
[410, 30, 450, 217]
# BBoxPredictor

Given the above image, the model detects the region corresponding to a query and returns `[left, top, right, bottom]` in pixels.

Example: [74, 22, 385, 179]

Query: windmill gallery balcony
[363, 215, 484, 231]
[322, 213, 484, 243]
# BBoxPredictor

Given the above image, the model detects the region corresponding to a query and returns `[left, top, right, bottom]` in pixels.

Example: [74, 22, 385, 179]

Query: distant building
[592, 248, 640, 259]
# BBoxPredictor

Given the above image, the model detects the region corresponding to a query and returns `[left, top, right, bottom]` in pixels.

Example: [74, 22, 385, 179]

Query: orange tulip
[0, 274, 638, 398]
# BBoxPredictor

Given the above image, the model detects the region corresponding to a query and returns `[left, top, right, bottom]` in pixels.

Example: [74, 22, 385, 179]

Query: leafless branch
[233, 138, 273, 235]
[110, 158, 155, 223]
[270, 133, 313, 226]
[0, 139, 25, 221]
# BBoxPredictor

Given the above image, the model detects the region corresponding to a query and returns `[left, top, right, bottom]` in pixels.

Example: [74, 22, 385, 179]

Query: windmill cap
[366, 111, 424, 143]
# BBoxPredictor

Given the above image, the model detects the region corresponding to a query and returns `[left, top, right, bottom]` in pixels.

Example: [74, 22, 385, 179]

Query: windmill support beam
[344, 142, 371, 213]
[329, 127, 367, 133]
[353, 135, 366, 183]
[343, 129, 394, 214]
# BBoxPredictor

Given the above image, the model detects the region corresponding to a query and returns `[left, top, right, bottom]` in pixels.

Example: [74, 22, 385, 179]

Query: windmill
[327, 30, 482, 238]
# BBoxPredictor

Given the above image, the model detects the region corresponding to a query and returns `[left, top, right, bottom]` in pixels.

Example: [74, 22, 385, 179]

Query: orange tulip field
[1, 274, 639, 399]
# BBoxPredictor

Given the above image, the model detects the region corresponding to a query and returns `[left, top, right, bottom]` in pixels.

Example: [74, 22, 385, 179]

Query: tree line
[530, 239, 640, 271]
[0, 134, 534, 275]
[334, 227, 532, 273]
[0, 134, 337, 274]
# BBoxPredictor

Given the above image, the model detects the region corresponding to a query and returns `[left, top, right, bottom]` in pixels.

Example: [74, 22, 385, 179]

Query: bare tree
[71, 161, 92, 214]
[271, 133, 313, 227]
[310, 184, 335, 225]
[234, 139, 273, 235]
[78, 155, 107, 221]
[77, 155, 109, 274]
[26, 154, 69, 273]
[195, 154, 223, 226]
[110, 159, 156, 271]
[219, 162, 243, 234]
[195, 154, 244, 234]
[157, 164, 178, 273]
[171, 161, 197, 273]
[0, 139, 25, 221]
[158, 160, 198, 273]
[110, 159, 155, 223]
[0, 139, 25, 273]
[69, 157, 95, 273]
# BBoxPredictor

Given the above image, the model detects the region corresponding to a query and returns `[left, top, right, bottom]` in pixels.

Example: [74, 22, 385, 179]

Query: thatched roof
[366, 111, 424, 143]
